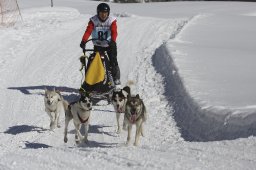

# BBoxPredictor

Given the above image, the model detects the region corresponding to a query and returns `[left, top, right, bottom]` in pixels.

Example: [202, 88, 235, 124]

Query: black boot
[112, 65, 121, 85]
[107, 41, 121, 86]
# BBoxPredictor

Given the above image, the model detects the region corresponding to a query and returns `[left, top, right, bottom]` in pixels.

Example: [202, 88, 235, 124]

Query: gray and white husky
[64, 94, 92, 144]
[111, 86, 131, 133]
[124, 94, 147, 146]
[44, 88, 69, 130]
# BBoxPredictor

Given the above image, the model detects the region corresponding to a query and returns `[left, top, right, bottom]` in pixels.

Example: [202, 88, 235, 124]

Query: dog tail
[126, 80, 135, 87]
[124, 80, 135, 96]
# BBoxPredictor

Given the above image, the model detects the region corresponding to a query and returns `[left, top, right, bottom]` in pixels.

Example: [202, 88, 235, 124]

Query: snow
[1, 0, 256, 169]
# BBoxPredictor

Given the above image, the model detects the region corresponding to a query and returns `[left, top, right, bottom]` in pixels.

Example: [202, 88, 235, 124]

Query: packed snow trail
[0, 7, 188, 169]
[0, 6, 256, 170]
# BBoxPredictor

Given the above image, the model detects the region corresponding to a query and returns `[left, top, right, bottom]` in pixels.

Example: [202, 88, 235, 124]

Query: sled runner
[79, 39, 115, 101]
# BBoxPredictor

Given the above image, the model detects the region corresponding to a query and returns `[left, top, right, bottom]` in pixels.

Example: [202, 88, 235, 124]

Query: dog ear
[56, 90, 62, 101]
[53, 87, 56, 92]
[123, 86, 131, 95]
[136, 94, 140, 98]
[56, 90, 61, 94]
[44, 87, 48, 93]
[122, 90, 128, 97]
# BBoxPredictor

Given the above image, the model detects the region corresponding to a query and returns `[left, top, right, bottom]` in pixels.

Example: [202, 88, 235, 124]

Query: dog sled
[79, 39, 115, 101]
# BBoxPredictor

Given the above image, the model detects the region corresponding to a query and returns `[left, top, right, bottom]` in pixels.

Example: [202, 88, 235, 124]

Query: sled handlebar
[82, 38, 110, 53]
[83, 49, 95, 52]
[84, 38, 110, 44]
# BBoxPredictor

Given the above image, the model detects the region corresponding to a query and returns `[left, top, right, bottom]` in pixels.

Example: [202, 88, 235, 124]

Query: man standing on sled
[80, 3, 121, 89]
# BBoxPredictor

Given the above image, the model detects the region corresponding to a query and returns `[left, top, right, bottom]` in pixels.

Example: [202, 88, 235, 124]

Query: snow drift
[153, 43, 256, 141]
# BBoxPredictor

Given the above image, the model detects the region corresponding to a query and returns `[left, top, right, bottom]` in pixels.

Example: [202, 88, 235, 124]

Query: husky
[111, 86, 131, 133]
[64, 94, 92, 144]
[124, 94, 147, 146]
[44, 88, 69, 130]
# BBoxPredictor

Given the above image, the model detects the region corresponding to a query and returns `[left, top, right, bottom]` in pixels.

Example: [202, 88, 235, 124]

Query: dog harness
[77, 112, 89, 123]
[68, 103, 90, 123]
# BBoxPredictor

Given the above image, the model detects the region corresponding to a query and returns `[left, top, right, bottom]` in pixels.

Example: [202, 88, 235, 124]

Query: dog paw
[116, 129, 121, 134]
[75, 135, 80, 144]
[125, 141, 130, 146]
[133, 142, 138, 146]
[64, 137, 68, 143]
[83, 138, 88, 143]
[50, 123, 57, 130]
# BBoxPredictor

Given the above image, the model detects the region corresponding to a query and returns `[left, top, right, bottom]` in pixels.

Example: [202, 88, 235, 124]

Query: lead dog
[64, 94, 92, 144]
[124, 94, 147, 146]
[44, 88, 69, 130]
[111, 86, 131, 133]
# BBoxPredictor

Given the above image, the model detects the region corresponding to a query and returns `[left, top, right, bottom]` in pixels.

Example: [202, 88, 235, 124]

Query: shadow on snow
[3, 125, 48, 135]
[7, 85, 80, 102]
[7, 85, 112, 106]
[6, 86, 117, 148]
[77, 140, 118, 148]
[24, 141, 52, 149]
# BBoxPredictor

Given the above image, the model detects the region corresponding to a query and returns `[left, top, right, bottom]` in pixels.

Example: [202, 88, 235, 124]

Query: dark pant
[94, 44, 120, 81]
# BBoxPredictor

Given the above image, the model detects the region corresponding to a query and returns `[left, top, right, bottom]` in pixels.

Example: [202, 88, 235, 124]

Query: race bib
[90, 15, 116, 47]
[92, 27, 111, 46]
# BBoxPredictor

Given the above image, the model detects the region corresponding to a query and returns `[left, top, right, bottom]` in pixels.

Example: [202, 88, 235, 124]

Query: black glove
[80, 41, 85, 49]
[108, 40, 117, 59]
[80, 56, 86, 66]
[108, 40, 116, 48]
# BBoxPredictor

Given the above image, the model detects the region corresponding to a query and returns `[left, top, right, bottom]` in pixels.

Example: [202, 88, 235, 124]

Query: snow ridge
[152, 43, 256, 141]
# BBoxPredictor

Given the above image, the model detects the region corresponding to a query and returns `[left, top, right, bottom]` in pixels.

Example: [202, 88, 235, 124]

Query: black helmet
[97, 3, 110, 16]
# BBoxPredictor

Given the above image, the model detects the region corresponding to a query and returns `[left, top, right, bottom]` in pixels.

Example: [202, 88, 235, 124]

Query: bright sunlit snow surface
[1, 0, 256, 169]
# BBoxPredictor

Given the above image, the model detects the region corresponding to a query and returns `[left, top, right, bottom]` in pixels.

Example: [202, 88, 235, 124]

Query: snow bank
[152, 44, 256, 141]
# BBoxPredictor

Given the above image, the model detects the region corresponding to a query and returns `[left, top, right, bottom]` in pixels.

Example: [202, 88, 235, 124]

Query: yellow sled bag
[85, 52, 105, 85]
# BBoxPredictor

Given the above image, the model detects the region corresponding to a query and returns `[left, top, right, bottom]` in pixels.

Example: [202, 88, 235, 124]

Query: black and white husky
[124, 94, 147, 146]
[44, 88, 69, 130]
[64, 94, 92, 144]
[111, 86, 131, 133]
